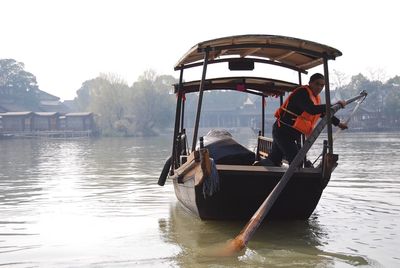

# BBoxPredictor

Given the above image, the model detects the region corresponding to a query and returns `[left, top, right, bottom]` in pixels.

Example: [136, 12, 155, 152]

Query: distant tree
[75, 74, 129, 135]
[74, 79, 97, 111]
[383, 89, 400, 120]
[366, 67, 387, 82]
[336, 73, 384, 112]
[75, 70, 177, 136]
[386, 75, 400, 87]
[334, 73, 400, 129]
[383, 76, 400, 122]
[129, 70, 177, 135]
[331, 69, 348, 90]
[153, 74, 179, 127]
[0, 58, 40, 108]
[90, 73, 129, 135]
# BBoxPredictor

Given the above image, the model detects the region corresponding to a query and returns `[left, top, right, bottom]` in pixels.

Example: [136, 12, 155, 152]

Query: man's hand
[337, 100, 346, 108]
[338, 122, 348, 130]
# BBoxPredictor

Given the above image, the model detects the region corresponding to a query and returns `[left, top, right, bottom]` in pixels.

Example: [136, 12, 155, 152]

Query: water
[0, 132, 399, 267]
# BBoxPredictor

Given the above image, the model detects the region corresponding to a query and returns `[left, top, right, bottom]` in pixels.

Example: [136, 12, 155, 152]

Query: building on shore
[0, 112, 34, 132]
[0, 88, 97, 137]
[32, 112, 60, 131]
[64, 112, 95, 131]
[0, 112, 96, 137]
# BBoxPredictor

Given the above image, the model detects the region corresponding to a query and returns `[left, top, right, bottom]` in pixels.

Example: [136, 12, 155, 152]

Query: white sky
[1, 0, 399, 100]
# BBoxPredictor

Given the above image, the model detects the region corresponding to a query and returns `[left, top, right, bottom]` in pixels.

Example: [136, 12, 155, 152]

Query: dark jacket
[276, 87, 340, 139]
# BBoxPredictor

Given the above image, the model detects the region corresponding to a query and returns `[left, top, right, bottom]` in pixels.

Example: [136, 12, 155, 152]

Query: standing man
[268, 73, 348, 167]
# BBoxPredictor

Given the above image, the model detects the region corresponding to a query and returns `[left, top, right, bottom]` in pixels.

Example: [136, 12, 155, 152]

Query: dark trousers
[268, 122, 301, 166]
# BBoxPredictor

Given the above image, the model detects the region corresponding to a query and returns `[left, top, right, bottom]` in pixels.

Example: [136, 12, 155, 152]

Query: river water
[0, 132, 399, 267]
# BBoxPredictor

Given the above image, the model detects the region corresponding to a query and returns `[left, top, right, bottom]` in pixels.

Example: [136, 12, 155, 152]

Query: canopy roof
[175, 35, 342, 72]
[174, 76, 298, 96]
[0, 111, 33, 117]
[34, 112, 59, 116]
[65, 112, 93, 117]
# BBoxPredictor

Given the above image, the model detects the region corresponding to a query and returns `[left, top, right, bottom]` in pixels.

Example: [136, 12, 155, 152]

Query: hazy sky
[1, 0, 399, 100]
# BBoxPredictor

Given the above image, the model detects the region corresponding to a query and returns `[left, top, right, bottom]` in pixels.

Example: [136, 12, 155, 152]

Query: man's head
[308, 73, 325, 96]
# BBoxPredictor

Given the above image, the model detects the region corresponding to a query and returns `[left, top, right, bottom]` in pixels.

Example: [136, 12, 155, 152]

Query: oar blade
[212, 236, 246, 257]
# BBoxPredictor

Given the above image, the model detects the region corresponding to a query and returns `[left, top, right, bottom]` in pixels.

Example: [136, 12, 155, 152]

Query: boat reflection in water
[158, 203, 370, 267]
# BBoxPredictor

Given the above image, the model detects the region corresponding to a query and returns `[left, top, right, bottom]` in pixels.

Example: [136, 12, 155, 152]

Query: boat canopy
[174, 76, 298, 96]
[175, 35, 342, 72]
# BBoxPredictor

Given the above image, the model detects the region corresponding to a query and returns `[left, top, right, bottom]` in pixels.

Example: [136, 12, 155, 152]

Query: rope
[333, 95, 366, 141]
[202, 158, 220, 198]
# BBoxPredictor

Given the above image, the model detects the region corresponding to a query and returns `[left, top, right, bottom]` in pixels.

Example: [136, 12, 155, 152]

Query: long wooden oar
[221, 91, 367, 255]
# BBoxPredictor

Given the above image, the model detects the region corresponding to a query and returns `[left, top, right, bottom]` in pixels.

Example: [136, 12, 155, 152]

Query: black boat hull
[173, 165, 325, 221]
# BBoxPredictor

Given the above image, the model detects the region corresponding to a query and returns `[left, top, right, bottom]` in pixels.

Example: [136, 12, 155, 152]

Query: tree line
[74, 70, 177, 136]
[333, 73, 400, 126]
[71, 71, 400, 133]
[0, 59, 41, 109]
[1, 58, 400, 135]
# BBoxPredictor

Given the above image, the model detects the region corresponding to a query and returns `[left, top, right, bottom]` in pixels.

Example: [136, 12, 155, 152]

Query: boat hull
[173, 165, 325, 221]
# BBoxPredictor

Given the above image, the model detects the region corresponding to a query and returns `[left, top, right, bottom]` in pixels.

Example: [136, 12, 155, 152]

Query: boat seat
[256, 136, 273, 160]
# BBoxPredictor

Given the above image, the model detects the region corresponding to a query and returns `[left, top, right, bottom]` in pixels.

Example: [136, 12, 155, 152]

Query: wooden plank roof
[65, 112, 93, 117]
[34, 112, 59, 116]
[175, 35, 342, 71]
[174, 76, 298, 96]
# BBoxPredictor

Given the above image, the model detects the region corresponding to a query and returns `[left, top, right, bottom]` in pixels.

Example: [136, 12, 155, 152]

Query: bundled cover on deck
[202, 129, 255, 165]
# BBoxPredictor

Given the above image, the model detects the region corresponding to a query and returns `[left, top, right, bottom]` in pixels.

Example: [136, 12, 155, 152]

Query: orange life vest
[274, 86, 321, 136]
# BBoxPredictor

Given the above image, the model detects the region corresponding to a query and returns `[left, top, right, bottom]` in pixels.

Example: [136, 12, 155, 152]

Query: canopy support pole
[170, 68, 184, 173]
[261, 96, 265, 136]
[180, 93, 185, 132]
[298, 71, 306, 167]
[323, 57, 333, 153]
[191, 49, 210, 151]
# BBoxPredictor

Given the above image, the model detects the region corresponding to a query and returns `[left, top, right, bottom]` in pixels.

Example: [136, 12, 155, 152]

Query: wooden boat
[158, 35, 362, 221]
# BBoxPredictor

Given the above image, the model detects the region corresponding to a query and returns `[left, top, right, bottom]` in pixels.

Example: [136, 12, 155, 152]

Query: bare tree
[331, 69, 348, 89]
[366, 67, 387, 82]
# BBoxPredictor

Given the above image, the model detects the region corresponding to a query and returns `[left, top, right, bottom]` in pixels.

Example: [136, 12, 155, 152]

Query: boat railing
[256, 136, 273, 160]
